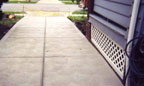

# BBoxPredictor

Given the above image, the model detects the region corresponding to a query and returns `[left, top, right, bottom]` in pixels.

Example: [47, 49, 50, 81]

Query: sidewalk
[0, 16, 122, 86]
[37, 0, 63, 4]
[0, 0, 123, 85]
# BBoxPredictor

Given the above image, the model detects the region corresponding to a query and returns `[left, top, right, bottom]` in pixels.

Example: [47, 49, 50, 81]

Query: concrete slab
[44, 57, 122, 86]
[17, 16, 45, 27]
[46, 17, 73, 25]
[10, 27, 44, 38]
[47, 17, 72, 23]
[20, 16, 46, 23]
[0, 14, 123, 86]
[12, 27, 44, 32]
[46, 24, 76, 29]
[10, 31, 44, 38]
[44, 16, 123, 86]
[46, 17, 81, 38]
[37, 0, 63, 4]
[46, 17, 77, 29]
[47, 23, 75, 29]
[46, 21, 74, 28]
[46, 28, 82, 38]
[0, 58, 42, 86]
[17, 22, 45, 27]
[45, 38, 98, 57]
[46, 26, 75, 30]
[0, 38, 43, 58]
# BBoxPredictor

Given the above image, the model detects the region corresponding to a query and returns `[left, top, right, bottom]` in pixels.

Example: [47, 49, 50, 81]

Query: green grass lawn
[68, 16, 87, 21]
[68, 16, 87, 35]
[59, 0, 80, 4]
[0, 15, 23, 39]
[3, 11, 25, 14]
[8, 0, 38, 3]
[0, 11, 24, 27]
[72, 10, 88, 14]
[0, 16, 23, 27]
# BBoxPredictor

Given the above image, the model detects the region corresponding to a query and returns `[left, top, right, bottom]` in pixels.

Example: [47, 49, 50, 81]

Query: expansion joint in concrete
[41, 17, 47, 86]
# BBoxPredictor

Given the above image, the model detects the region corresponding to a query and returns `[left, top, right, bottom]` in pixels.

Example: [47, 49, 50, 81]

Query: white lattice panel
[91, 24, 126, 79]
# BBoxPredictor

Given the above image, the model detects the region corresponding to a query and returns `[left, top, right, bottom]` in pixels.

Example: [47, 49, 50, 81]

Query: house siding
[93, 0, 133, 29]
[88, 0, 144, 48]
[89, 15, 127, 47]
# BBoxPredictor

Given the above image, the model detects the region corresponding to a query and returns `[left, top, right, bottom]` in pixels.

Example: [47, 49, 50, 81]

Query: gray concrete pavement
[2, 0, 80, 12]
[0, 16, 123, 86]
[2, 3, 81, 12]
[37, 0, 63, 4]
[0, 0, 123, 85]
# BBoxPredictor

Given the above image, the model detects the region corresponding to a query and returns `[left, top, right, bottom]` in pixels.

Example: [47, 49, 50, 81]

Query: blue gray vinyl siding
[93, 0, 133, 29]
[89, 0, 135, 48]
[89, 15, 127, 47]
[105, 0, 133, 5]
[90, 0, 144, 48]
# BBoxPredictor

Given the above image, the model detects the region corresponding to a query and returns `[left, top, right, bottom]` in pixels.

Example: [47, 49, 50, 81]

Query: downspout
[125, 0, 141, 86]
[127, 0, 141, 43]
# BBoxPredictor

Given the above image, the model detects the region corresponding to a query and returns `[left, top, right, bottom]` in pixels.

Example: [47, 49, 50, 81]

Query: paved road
[2, 3, 81, 12]
[37, 0, 63, 4]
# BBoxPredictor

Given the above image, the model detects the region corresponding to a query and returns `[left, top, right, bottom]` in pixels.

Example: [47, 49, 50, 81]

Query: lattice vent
[91, 24, 126, 79]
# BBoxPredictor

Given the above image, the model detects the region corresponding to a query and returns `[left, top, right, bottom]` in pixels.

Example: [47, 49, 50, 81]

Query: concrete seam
[41, 17, 47, 86]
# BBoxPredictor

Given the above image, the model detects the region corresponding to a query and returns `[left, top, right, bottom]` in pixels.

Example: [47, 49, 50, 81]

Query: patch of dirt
[0, 15, 23, 40]
[0, 24, 11, 40]
[74, 21, 86, 35]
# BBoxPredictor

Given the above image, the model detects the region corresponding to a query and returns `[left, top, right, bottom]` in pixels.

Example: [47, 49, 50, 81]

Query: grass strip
[0, 16, 23, 39]
[3, 11, 25, 14]
[67, 16, 87, 22]
[59, 0, 79, 4]
[8, 1, 37, 3]
[68, 16, 87, 35]
[72, 10, 88, 14]
[0, 16, 23, 27]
